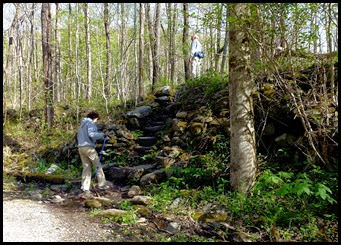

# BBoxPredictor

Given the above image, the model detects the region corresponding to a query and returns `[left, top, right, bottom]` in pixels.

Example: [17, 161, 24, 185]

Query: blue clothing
[190, 39, 202, 58]
[77, 118, 105, 147]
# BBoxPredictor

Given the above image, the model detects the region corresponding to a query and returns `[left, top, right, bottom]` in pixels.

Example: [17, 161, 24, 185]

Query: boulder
[133, 205, 152, 216]
[85, 199, 102, 208]
[154, 86, 173, 97]
[45, 164, 61, 175]
[189, 122, 205, 136]
[97, 208, 127, 218]
[128, 185, 142, 197]
[167, 222, 181, 234]
[140, 169, 165, 186]
[127, 106, 152, 119]
[105, 167, 144, 183]
[94, 197, 114, 207]
[172, 119, 188, 132]
[130, 195, 152, 205]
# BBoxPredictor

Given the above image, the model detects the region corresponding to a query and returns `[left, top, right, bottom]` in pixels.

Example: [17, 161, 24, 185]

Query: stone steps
[137, 136, 157, 147]
[134, 146, 152, 154]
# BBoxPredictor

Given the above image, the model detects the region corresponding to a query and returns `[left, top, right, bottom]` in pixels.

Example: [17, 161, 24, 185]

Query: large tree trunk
[138, 3, 145, 102]
[153, 3, 161, 91]
[229, 3, 257, 193]
[68, 3, 73, 100]
[145, 3, 155, 87]
[3, 4, 20, 124]
[215, 4, 222, 71]
[104, 3, 111, 98]
[183, 3, 190, 81]
[41, 3, 54, 128]
[54, 3, 61, 103]
[171, 4, 177, 84]
[83, 3, 92, 100]
[220, 4, 229, 74]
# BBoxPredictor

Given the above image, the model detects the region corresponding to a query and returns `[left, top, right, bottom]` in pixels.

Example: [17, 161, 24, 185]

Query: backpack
[194, 51, 204, 59]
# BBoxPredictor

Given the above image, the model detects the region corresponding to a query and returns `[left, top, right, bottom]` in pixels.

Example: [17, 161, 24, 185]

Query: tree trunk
[83, 3, 92, 100]
[138, 3, 145, 102]
[215, 4, 222, 71]
[145, 3, 155, 87]
[4, 3, 20, 122]
[183, 3, 190, 81]
[75, 3, 80, 121]
[171, 4, 177, 84]
[68, 3, 73, 100]
[41, 3, 54, 128]
[153, 3, 161, 90]
[229, 3, 257, 193]
[55, 3, 61, 103]
[104, 3, 111, 98]
[220, 4, 229, 74]
[326, 3, 335, 103]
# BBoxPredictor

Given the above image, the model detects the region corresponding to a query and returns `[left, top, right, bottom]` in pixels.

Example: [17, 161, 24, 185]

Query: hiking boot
[98, 181, 113, 190]
[79, 190, 93, 199]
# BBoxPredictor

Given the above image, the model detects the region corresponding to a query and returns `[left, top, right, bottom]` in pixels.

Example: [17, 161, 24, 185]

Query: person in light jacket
[77, 111, 110, 196]
[190, 34, 203, 78]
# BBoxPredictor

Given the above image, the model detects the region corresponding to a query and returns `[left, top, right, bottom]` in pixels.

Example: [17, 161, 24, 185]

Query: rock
[140, 169, 165, 186]
[176, 111, 188, 119]
[155, 96, 171, 104]
[136, 217, 147, 223]
[133, 205, 152, 216]
[162, 135, 171, 142]
[50, 195, 65, 203]
[198, 208, 229, 223]
[85, 199, 102, 208]
[137, 136, 157, 147]
[167, 222, 181, 233]
[161, 157, 176, 168]
[29, 190, 43, 201]
[105, 166, 144, 183]
[233, 231, 252, 242]
[97, 209, 127, 218]
[128, 117, 140, 128]
[127, 106, 152, 119]
[128, 185, 142, 197]
[94, 197, 114, 207]
[162, 146, 182, 158]
[50, 184, 68, 192]
[170, 198, 181, 209]
[130, 195, 152, 205]
[154, 86, 173, 97]
[172, 119, 188, 132]
[45, 164, 61, 175]
[189, 122, 205, 136]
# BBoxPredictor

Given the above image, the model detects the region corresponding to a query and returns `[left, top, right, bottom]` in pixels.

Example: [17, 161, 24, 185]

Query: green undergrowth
[146, 159, 337, 242]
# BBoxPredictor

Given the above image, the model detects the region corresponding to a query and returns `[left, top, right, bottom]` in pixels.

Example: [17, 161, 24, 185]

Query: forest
[3, 3, 338, 242]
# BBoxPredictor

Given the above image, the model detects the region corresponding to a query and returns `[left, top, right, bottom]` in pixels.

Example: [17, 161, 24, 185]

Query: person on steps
[190, 34, 203, 78]
[77, 111, 111, 197]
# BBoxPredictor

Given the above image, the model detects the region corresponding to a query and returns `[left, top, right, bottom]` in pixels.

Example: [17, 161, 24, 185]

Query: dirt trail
[3, 190, 116, 242]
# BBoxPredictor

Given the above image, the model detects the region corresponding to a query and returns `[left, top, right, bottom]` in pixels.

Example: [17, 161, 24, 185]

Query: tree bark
[41, 3, 54, 128]
[104, 3, 111, 98]
[229, 3, 257, 193]
[55, 3, 61, 103]
[215, 4, 222, 71]
[183, 3, 190, 81]
[138, 3, 145, 102]
[4, 3, 20, 121]
[83, 3, 92, 100]
[220, 4, 229, 74]
[153, 3, 161, 90]
[68, 3, 73, 100]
